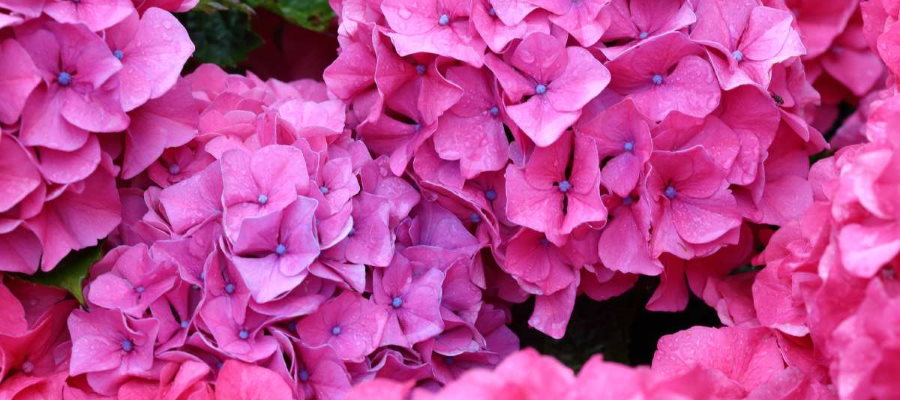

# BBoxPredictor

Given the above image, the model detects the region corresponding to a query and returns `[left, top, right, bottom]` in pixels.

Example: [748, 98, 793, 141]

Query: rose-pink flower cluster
[323, 0, 830, 338]
[0, 0, 195, 274]
[6, 64, 518, 398]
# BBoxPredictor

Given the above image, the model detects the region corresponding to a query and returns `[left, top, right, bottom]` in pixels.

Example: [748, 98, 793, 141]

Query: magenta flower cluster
[324, 0, 830, 339]
[0, 0, 897, 398]
[0, 0, 195, 275]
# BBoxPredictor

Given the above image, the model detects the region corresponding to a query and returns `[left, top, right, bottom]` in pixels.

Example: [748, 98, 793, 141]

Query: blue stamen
[275, 243, 287, 255]
[535, 84, 548, 94]
[299, 370, 310, 381]
[624, 141, 634, 151]
[225, 283, 235, 294]
[639, 31, 649, 39]
[416, 64, 426, 75]
[168, 164, 181, 175]
[57, 72, 72, 86]
[238, 329, 249, 340]
[392, 297, 403, 308]
[121, 339, 134, 352]
[257, 194, 269, 205]
[331, 326, 342, 336]
[134, 286, 145, 293]
[319, 186, 329, 194]
[558, 180, 572, 193]
[113, 50, 124, 60]
[489, 106, 500, 116]
[664, 186, 677, 199]
[485, 189, 497, 201]
[732, 50, 744, 62]
[438, 14, 450, 26]
[470, 213, 481, 224]
[652, 74, 664, 85]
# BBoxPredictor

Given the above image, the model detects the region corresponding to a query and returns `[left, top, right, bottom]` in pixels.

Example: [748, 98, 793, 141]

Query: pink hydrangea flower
[505, 132, 606, 243]
[17, 20, 129, 151]
[486, 32, 610, 146]
[380, 0, 487, 67]
[297, 292, 388, 362]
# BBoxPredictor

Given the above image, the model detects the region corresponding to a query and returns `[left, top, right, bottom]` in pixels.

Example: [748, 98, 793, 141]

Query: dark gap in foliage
[511, 276, 720, 372]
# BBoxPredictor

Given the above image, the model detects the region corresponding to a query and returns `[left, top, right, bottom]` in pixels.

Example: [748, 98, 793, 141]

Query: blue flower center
[488, 7, 497, 16]
[624, 141, 634, 151]
[225, 283, 235, 294]
[485, 189, 497, 200]
[180, 320, 190, 329]
[489, 106, 500, 116]
[415, 64, 426, 74]
[319, 186, 329, 194]
[732, 50, 744, 62]
[57, 72, 72, 86]
[392, 297, 403, 308]
[413, 123, 421, 132]
[539, 237, 550, 246]
[121, 339, 134, 352]
[299, 370, 310, 382]
[652, 74, 664, 85]
[113, 49, 124, 60]
[257, 194, 269, 205]
[470, 213, 481, 224]
[444, 357, 455, 365]
[664, 186, 677, 199]
[639, 31, 649, 39]
[275, 243, 287, 255]
[558, 180, 572, 193]
[438, 14, 450, 26]
[331, 326, 342, 336]
[168, 164, 181, 175]
[535, 84, 548, 94]
[238, 329, 249, 340]
[623, 195, 634, 205]
[134, 286, 145, 293]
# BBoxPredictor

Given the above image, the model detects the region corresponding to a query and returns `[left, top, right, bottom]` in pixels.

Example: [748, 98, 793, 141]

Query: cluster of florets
[5, 63, 512, 397]
[0, 0, 195, 274]
[324, 0, 832, 338]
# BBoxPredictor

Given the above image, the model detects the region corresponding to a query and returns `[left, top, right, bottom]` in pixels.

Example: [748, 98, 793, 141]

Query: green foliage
[177, 7, 263, 69]
[246, 0, 335, 32]
[19, 245, 103, 304]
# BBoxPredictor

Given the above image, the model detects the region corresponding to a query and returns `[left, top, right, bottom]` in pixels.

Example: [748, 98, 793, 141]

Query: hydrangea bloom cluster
[324, 0, 830, 338]
[0, 0, 195, 274]
[4, 64, 513, 397]
[0, 0, 898, 398]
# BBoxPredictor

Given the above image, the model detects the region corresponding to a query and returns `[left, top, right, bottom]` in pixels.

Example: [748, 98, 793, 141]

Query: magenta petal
[528, 278, 578, 339]
[113, 8, 194, 111]
[0, 38, 40, 124]
[0, 137, 40, 213]
[123, 79, 198, 179]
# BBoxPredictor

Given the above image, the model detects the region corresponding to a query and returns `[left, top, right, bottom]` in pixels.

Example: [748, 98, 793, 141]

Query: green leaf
[20, 246, 103, 304]
[245, 0, 335, 32]
[178, 8, 263, 69]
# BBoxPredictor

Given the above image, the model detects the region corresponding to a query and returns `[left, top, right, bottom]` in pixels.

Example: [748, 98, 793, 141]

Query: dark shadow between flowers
[510, 276, 721, 371]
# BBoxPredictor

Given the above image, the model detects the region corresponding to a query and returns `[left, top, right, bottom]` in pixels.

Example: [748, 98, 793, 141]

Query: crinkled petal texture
[215, 360, 293, 400]
[652, 326, 785, 394]
[297, 292, 387, 362]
